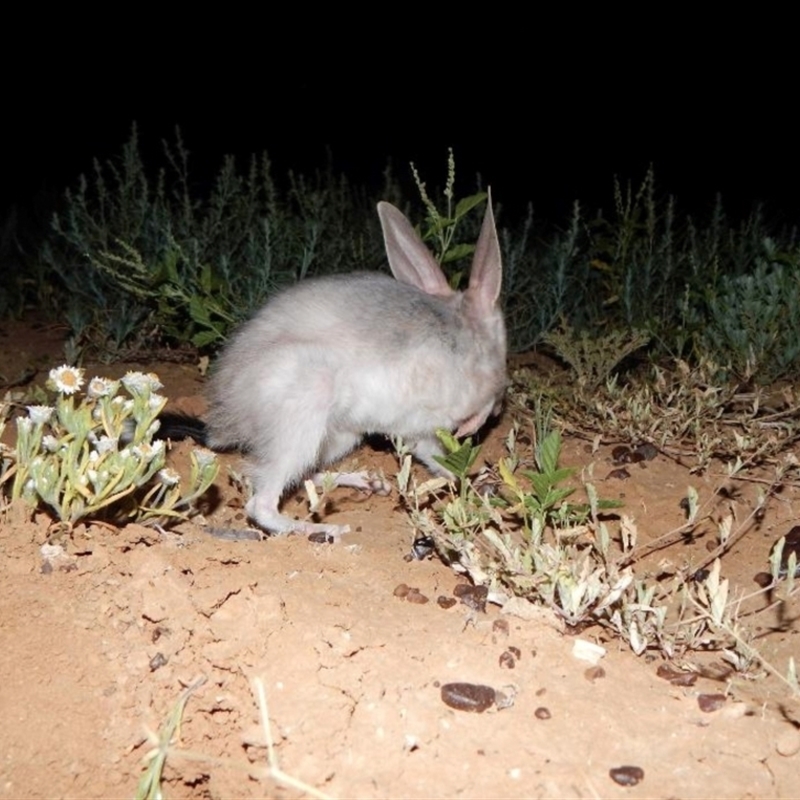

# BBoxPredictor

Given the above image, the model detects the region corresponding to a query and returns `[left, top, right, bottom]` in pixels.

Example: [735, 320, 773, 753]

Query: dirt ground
[1, 318, 799, 800]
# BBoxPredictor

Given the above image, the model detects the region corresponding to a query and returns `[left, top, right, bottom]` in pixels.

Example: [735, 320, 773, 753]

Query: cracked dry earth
[1, 318, 799, 800]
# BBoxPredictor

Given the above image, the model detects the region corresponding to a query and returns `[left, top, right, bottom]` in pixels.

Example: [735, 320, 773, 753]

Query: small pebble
[508, 646, 521, 659]
[406, 588, 429, 604]
[151, 626, 169, 644]
[411, 535, 435, 560]
[609, 765, 644, 786]
[494, 687, 516, 710]
[698, 693, 726, 712]
[584, 666, 606, 682]
[656, 664, 697, 687]
[572, 639, 606, 665]
[437, 596, 457, 609]
[607, 468, 631, 480]
[611, 446, 633, 464]
[393, 583, 411, 598]
[499, 651, 516, 669]
[534, 706, 551, 720]
[492, 619, 510, 635]
[456, 584, 488, 613]
[440, 683, 495, 713]
[149, 652, 168, 671]
[776, 728, 800, 757]
[634, 442, 658, 461]
[753, 571, 773, 588]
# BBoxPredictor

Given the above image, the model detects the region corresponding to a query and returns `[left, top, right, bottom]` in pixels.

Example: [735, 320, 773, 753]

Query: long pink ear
[466, 190, 502, 314]
[377, 202, 454, 296]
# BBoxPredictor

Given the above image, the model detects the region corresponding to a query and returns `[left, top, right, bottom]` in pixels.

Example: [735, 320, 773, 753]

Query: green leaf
[454, 192, 488, 221]
[188, 295, 210, 326]
[536, 430, 563, 475]
[434, 429, 480, 480]
[441, 243, 476, 264]
[191, 329, 221, 348]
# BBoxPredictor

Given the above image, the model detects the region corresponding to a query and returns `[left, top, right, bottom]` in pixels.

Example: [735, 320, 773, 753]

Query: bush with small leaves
[10, 365, 217, 528]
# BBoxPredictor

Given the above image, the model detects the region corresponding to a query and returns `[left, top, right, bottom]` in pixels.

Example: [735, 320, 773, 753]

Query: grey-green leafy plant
[398, 419, 800, 678]
[41, 125, 389, 359]
[696, 243, 800, 383]
[10, 365, 217, 527]
[398, 415, 627, 627]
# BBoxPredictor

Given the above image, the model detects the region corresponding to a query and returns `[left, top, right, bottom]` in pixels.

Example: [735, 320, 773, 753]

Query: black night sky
[4, 30, 798, 233]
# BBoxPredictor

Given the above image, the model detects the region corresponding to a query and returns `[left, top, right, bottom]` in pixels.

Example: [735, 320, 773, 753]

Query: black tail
[155, 411, 209, 446]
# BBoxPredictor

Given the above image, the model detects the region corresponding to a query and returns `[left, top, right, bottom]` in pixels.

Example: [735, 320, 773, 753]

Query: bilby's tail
[155, 411, 209, 446]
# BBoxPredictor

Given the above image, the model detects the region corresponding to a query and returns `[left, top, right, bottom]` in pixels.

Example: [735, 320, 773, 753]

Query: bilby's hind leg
[244, 396, 354, 537]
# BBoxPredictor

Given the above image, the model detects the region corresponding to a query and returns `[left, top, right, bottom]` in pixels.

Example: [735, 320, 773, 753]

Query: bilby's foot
[312, 470, 391, 495]
[246, 495, 350, 539]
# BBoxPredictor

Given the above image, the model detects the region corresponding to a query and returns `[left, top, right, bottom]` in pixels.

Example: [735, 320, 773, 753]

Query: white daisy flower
[158, 468, 180, 487]
[87, 377, 118, 399]
[27, 405, 54, 425]
[93, 435, 119, 454]
[131, 440, 165, 461]
[49, 365, 85, 395]
[41, 435, 60, 452]
[122, 371, 163, 395]
[193, 448, 217, 469]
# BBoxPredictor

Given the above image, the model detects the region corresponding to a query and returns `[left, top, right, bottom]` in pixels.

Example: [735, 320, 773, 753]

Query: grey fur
[206, 198, 507, 536]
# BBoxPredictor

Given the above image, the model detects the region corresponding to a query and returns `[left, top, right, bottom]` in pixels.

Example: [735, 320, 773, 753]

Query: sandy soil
[1, 319, 799, 799]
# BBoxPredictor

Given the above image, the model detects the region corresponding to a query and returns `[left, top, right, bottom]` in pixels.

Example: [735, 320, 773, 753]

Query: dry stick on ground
[252, 676, 333, 800]
[685, 593, 800, 698]
[136, 675, 332, 799]
[617, 462, 784, 573]
[684, 476, 782, 579]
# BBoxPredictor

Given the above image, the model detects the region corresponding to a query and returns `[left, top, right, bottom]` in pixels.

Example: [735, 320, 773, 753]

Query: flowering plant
[9, 366, 217, 528]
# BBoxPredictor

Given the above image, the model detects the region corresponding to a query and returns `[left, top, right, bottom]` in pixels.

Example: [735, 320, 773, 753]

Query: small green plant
[10, 365, 217, 528]
[544, 324, 650, 390]
[411, 148, 488, 280]
[397, 418, 626, 626]
[397, 409, 800, 682]
[499, 427, 618, 531]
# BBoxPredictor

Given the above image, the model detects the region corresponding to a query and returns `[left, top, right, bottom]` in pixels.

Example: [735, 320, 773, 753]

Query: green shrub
[41, 126, 390, 359]
[695, 239, 800, 383]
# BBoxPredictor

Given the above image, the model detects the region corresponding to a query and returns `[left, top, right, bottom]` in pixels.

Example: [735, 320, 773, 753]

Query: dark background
[4, 27, 796, 231]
